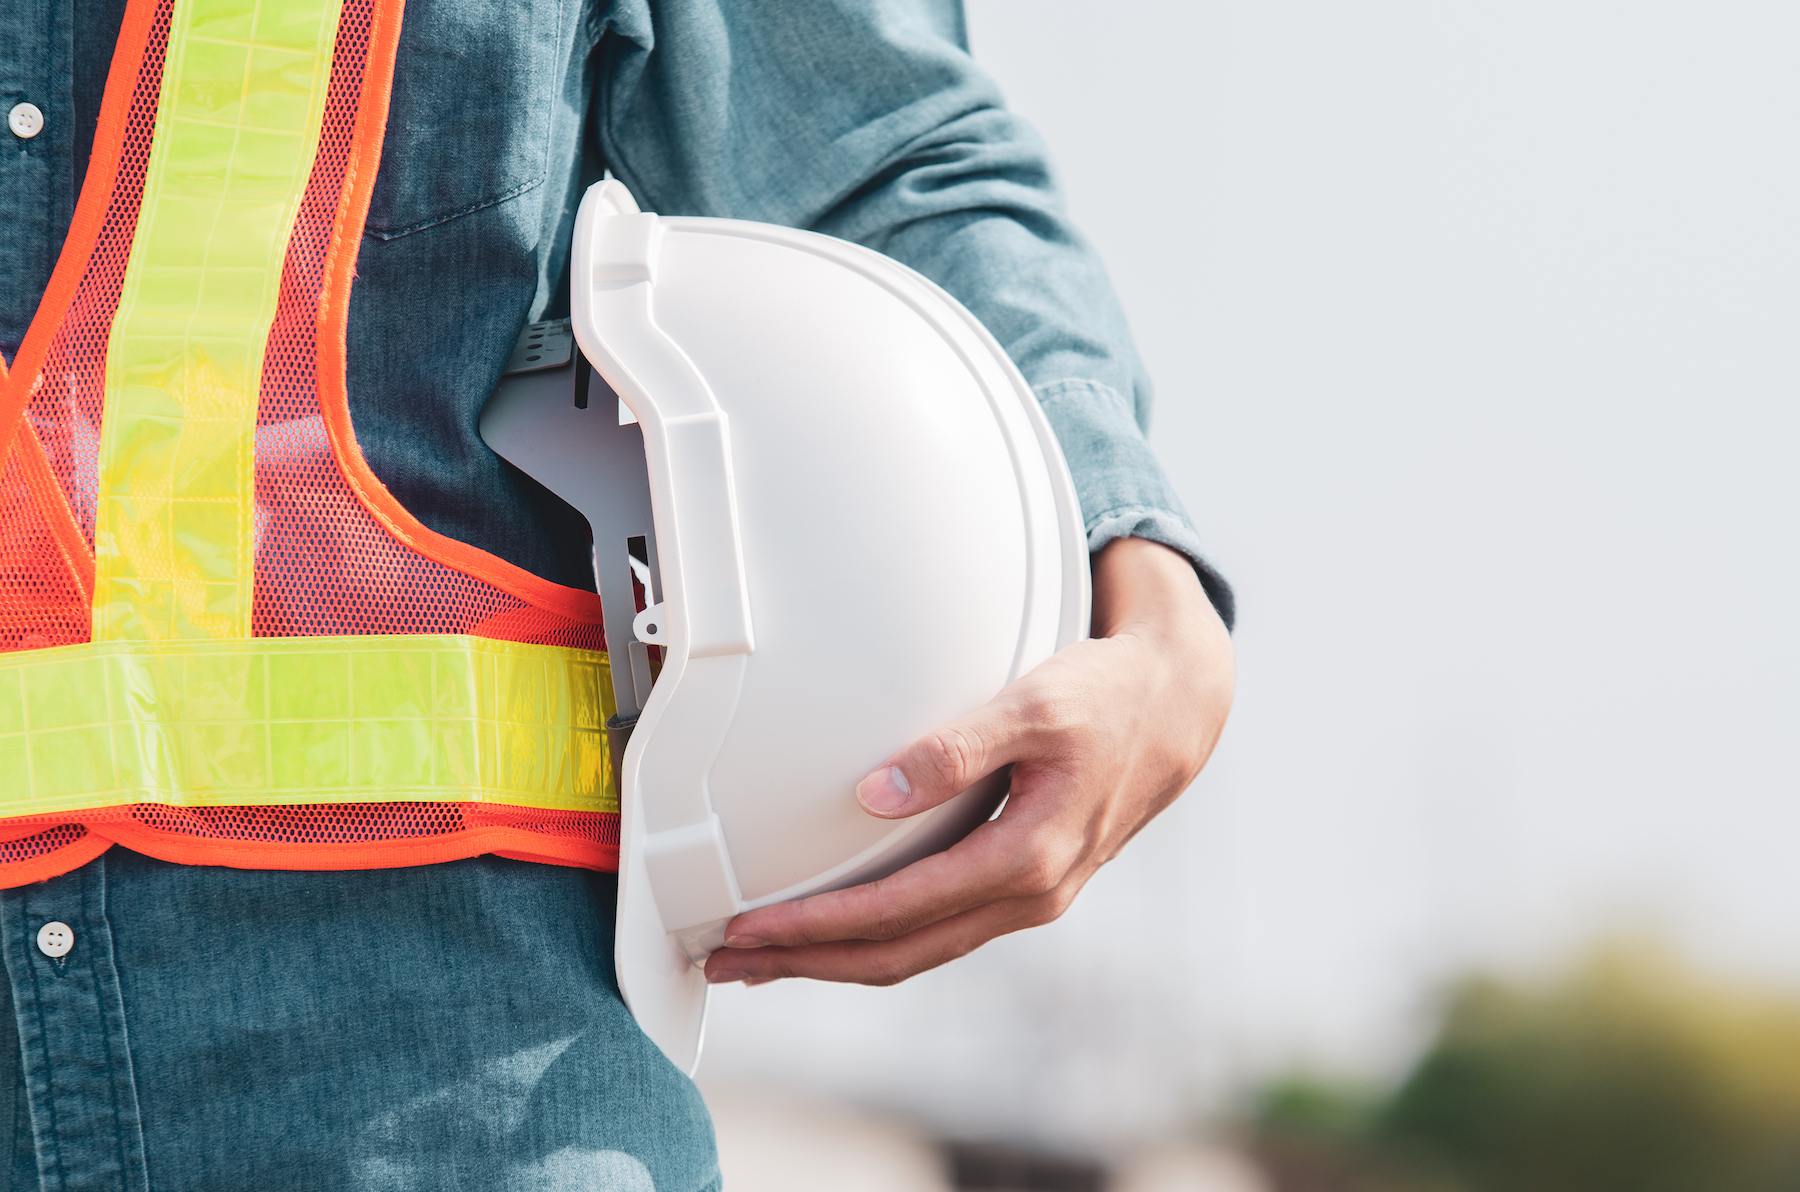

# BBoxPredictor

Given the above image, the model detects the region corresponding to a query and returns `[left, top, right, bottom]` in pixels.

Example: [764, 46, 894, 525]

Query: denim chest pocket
[364, 0, 565, 239]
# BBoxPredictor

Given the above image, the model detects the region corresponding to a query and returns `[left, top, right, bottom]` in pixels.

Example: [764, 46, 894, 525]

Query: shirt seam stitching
[362, 174, 546, 240]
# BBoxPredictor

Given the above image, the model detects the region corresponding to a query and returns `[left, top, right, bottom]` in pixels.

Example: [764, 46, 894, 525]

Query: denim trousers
[0, 851, 720, 1192]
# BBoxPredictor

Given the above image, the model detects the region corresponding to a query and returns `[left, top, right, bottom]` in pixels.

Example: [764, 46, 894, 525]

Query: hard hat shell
[481, 180, 1089, 1073]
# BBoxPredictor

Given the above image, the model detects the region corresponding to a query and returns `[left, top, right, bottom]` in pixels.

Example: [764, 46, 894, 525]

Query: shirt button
[9, 103, 45, 140]
[36, 922, 72, 958]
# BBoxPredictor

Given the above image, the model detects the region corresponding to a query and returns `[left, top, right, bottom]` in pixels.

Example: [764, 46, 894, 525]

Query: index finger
[716, 796, 1083, 951]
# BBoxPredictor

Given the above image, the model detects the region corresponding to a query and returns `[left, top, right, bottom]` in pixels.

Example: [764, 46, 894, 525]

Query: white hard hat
[481, 180, 1089, 1073]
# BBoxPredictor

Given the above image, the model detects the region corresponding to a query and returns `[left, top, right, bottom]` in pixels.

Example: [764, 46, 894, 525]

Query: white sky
[700, 0, 1800, 1151]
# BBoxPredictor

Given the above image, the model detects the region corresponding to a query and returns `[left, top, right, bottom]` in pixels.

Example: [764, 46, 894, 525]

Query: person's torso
[0, 0, 624, 882]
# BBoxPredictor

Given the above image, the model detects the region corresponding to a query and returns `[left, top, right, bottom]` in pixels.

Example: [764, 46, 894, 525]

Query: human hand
[702, 536, 1236, 987]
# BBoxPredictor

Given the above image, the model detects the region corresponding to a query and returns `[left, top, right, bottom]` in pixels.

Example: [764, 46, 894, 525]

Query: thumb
[856, 708, 1015, 820]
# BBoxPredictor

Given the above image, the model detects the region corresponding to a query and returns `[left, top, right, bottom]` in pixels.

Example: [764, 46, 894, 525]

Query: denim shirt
[2, 0, 1232, 623]
[0, 4, 1227, 1186]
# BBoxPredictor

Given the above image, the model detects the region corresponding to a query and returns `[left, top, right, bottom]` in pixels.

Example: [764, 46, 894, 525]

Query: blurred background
[698, 2, 1800, 1188]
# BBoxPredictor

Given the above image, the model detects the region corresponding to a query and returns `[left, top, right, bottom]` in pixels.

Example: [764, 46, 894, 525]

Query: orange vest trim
[0, 0, 623, 886]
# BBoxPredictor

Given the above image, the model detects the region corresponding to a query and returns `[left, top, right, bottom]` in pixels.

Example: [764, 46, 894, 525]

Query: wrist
[1090, 538, 1236, 779]
[1090, 538, 1230, 664]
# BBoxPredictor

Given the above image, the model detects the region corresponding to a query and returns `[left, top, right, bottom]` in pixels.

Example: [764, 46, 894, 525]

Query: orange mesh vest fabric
[0, 0, 621, 884]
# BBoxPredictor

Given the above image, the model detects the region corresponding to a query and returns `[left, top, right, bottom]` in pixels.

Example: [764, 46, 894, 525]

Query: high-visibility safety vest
[0, 0, 621, 885]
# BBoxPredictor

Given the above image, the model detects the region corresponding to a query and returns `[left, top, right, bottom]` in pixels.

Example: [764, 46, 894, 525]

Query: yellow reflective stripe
[94, 0, 344, 641]
[0, 638, 616, 816]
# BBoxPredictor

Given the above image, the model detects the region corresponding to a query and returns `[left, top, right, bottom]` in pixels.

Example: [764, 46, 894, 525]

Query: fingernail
[708, 968, 747, 984]
[856, 765, 912, 815]
[724, 934, 768, 949]
[743, 978, 779, 987]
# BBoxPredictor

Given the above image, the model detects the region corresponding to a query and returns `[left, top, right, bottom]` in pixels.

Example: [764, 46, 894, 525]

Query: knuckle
[858, 883, 931, 942]
[1038, 884, 1079, 924]
[919, 726, 985, 790]
[865, 955, 920, 987]
[1008, 684, 1106, 763]
[758, 958, 799, 981]
[1012, 685, 1076, 736]
[867, 908, 924, 942]
[1008, 850, 1068, 899]
[1004, 827, 1089, 900]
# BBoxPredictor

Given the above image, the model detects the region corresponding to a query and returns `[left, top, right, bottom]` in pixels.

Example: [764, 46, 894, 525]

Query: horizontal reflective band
[0, 636, 614, 816]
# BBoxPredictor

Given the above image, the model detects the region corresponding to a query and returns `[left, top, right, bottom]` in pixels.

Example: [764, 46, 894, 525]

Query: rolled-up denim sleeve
[595, 0, 1232, 625]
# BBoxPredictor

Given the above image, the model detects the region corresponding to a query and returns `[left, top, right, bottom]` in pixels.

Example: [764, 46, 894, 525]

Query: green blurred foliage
[1259, 1076, 1382, 1142]
[1249, 943, 1800, 1192]
[1250, 1075, 1456, 1192]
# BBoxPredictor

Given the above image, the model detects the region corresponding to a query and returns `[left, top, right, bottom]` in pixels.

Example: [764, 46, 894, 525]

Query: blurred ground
[1111, 1146, 1270, 1192]
[703, 1082, 1267, 1192]
[702, 1083, 951, 1192]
